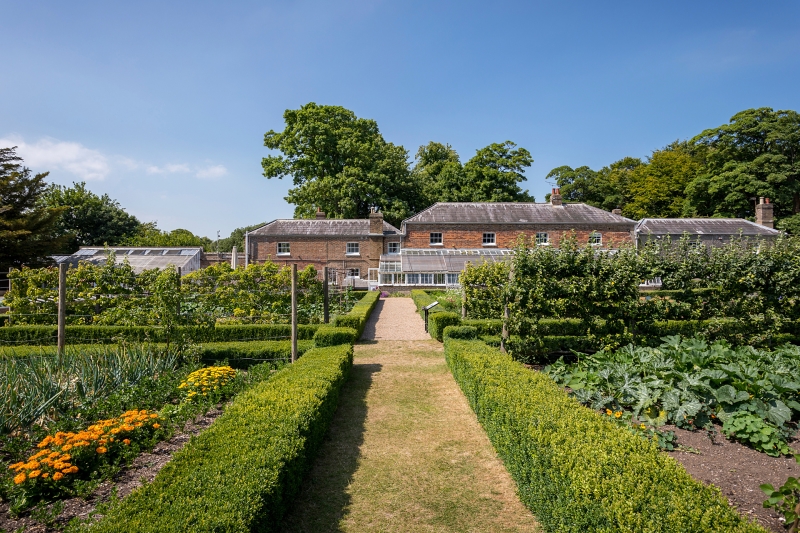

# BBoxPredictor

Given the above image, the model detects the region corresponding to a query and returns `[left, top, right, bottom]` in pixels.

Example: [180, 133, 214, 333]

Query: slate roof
[248, 219, 401, 237]
[52, 247, 203, 274]
[399, 253, 509, 273]
[402, 202, 635, 226]
[636, 218, 780, 237]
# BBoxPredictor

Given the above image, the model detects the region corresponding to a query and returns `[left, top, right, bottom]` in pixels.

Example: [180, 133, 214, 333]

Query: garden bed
[665, 426, 800, 533]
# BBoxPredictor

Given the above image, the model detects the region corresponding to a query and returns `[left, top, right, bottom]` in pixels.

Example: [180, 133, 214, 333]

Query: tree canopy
[0, 147, 67, 273]
[544, 107, 800, 232]
[262, 103, 420, 227]
[123, 223, 212, 249]
[40, 181, 142, 253]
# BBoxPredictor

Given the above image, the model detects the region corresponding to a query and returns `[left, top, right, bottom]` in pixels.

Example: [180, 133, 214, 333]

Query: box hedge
[442, 325, 478, 340]
[313, 326, 359, 347]
[195, 340, 314, 368]
[444, 338, 766, 533]
[0, 324, 319, 346]
[428, 312, 462, 342]
[89, 343, 354, 533]
[332, 291, 380, 338]
[461, 318, 502, 336]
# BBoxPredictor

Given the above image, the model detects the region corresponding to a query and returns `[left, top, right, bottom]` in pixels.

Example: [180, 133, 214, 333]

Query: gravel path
[360, 298, 431, 341]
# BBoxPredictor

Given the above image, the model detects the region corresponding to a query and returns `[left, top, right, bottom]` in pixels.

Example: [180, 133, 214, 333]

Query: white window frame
[277, 242, 290, 255]
[387, 242, 400, 254]
[446, 273, 460, 285]
[482, 232, 496, 246]
[535, 232, 549, 246]
[346, 242, 360, 255]
[430, 232, 443, 246]
[347, 268, 360, 278]
[589, 232, 602, 246]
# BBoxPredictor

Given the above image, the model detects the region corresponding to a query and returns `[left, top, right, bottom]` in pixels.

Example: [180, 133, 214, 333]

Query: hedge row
[90, 343, 354, 533]
[313, 326, 359, 347]
[332, 290, 380, 338]
[443, 337, 765, 533]
[195, 340, 315, 368]
[0, 324, 320, 346]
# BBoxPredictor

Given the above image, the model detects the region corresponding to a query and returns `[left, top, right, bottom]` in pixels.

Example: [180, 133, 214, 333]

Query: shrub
[428, 312, 462, 342]
[0, 324, 319, 346]
[444, 338, 766, 533]
[410, 290, 442, 316]
[443, 325, 477, 340]
[313, 327, 358, 347]
[332, 291, 379, 338]
[88, 344, 354, 533]
[462, 319, 503, 336]
[194, 340, 313, 368]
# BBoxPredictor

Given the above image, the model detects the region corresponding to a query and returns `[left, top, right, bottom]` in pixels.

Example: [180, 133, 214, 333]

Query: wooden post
[57, 263, 67, 356]
[461, 286, 466, 319]
[291, 264, 298, 363]
[500, 263, 513, 354]
[323, 267, 329, 324]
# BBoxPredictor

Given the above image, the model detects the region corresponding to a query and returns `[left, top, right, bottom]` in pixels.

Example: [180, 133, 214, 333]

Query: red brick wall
[403, 224, 634, 249]
[250, 235, 386, 276]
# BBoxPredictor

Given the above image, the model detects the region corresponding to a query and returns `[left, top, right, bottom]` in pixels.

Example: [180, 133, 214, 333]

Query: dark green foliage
[122, 223, 211, 249]
[88, 344, 354, 533]
[428, 312, 462, 342]
[313, 327, 358, 347]
[461, 319, 503, 336]
[195, 340, 314, 368]
[40, 181, 141, 253]
[332, 290, 380, 338]
[0, 324, 319, 346]
[442, 325, 477, 340]
[444, 338, 767, 533]
[0, 147, 68, 273]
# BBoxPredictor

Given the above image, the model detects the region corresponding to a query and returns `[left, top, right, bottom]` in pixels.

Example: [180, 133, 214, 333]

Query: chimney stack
[755, 197, 774, 228]
[316, 207, 326, 220]
[612, 208, 622, 215]
[369, 207, 383, 234]
[550, 188, 563, 207]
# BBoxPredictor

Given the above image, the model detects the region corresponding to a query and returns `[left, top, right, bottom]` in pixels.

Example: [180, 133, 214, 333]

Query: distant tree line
[546, 108, 800, 233]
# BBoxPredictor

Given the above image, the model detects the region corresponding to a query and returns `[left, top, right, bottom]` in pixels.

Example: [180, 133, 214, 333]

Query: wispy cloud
[196, 164, 228, 180]
[146, 163, 191, 174]
[0, 135, 110, 180]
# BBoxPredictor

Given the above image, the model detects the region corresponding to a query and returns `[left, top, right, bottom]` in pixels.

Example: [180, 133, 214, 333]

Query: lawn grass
[280, 339, 539, 533]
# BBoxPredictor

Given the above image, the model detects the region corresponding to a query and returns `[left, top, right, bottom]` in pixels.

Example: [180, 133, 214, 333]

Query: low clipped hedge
[428, 312, 462, 342]
[195, 340, 314, 368]
[313, 326, 358, 347]
[410, 289, 440, 315]
[89, 343, 354, 533]
[332, 291, 380, 338]
[442, 325, 478, 340]
[444, 338, 766, 533]
[0, 324, 320, 346]
[462, 318, 502, 336]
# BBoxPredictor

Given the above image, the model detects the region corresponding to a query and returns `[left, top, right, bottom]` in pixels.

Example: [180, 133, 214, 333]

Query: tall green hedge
[313, 326, 358, 347]
[0, 324, 320, 346]
[89, 343, 354, 533]
[332, 290, 379, 338]
[195, 340, 314, 368]
[444, 338, 765, 533]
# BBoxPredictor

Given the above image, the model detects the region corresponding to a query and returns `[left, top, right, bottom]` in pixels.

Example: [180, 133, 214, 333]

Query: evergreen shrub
[444, 338, 766, 533]
[332, 291, 379, 338]
[428, 312, 462, 341]
[313, 327, 358, 347]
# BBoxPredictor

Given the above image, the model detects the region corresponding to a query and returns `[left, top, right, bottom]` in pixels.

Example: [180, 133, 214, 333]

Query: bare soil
[665, 425, 800, 533]
[0, 407, 224, 532]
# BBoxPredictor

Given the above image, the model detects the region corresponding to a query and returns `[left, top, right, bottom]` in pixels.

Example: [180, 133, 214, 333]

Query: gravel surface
[361, 298, 431, 341]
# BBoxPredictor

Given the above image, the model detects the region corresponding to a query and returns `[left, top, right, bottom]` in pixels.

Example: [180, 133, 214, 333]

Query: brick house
[378, 189, 637, 287]
[244, 209, 401, 282]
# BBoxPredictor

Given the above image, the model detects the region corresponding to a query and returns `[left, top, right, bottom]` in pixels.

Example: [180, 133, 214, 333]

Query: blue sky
[2, 1, 799, 239]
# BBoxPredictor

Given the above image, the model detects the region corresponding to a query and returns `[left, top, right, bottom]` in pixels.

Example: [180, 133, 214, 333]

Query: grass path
[280, 338, 539, 532]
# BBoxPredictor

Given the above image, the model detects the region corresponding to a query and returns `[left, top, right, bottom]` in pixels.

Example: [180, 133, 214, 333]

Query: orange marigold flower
[614, 411, 622, 418]
[53, 472, 64, 481]
[96, 446, 108, 454]
[42, 472, 50, 479]
[152, 423, 161, 429]
[9, 462, 24, 470]
[123, 439, 131, 445]
[29, 470, 42, 478]
[61, 444, 73, 451]
[150, 413, 158, 419]
[14, 473, 27, 484]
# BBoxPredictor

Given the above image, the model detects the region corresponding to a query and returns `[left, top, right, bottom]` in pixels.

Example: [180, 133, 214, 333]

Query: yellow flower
[13, 473, 27, 484]
[605, 409, 612, 416]
[614, 411, 622, 418]
[640, 424, 646, 429]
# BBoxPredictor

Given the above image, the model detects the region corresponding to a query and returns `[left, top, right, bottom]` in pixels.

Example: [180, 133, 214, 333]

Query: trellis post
[291, 264, 298, 363]
[57, 263, 67, 356]
[323, 267, 329, 324]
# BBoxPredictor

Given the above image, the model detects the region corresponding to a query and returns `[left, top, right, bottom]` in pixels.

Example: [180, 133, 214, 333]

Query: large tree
[41, 181, 141, 253]
[0, 147, 67, 273]
[123, 223, 212, 249]
[262, 103, 419, 226]
[413, 140, 534, 204]
[686, 108, 800, 227]
[625, 144, 699, 220]
[546, 156, 643, 212]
